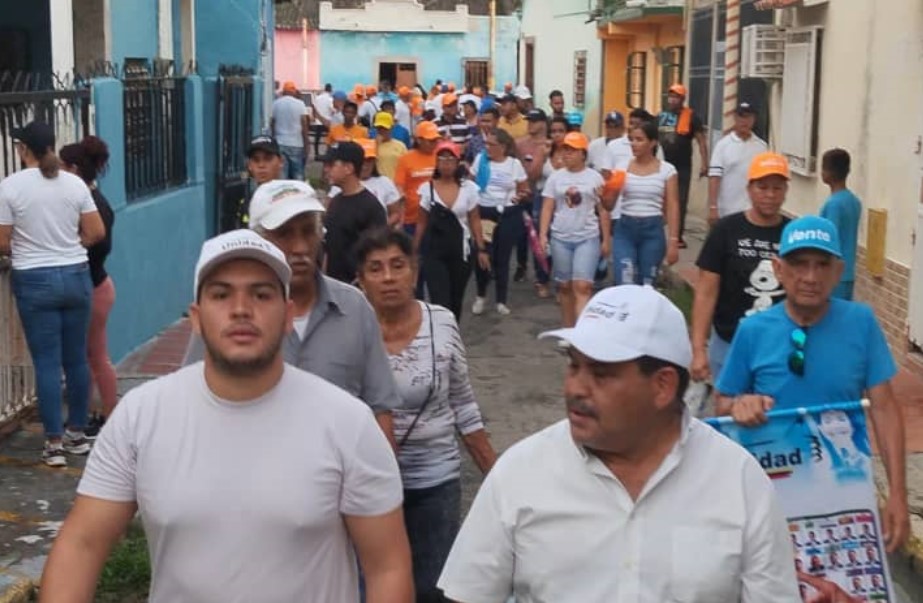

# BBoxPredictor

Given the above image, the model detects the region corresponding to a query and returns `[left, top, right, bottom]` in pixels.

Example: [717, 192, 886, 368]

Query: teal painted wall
[319, 16, 520, 91]
[196, 0, 267, 75]
[109, 0, 159, 63]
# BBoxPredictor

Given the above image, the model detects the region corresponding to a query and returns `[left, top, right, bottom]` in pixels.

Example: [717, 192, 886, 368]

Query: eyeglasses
[788, 327, 807, 376]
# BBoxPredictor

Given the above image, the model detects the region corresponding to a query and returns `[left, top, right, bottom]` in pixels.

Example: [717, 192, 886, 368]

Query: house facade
[685, 0, 923, 377]
[0, 0, 273, 362]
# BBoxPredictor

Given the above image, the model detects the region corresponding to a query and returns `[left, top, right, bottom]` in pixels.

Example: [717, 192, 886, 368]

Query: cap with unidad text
[539, 285, 692, 369]
[194, 229, 291, 299]
[248, 180, 324, 231]
[778, 215, 842, 258]
[247, 135, 280, 157]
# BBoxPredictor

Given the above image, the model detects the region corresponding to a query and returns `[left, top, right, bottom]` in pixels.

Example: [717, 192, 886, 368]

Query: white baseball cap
[194, 229, 292, 298]
[539, 285, 692, 369]
[514, 85, 533, 100]
[248, 180, 324, 231]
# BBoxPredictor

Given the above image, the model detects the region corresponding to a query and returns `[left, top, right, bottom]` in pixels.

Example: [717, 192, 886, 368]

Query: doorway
[379, 61, 417, 88]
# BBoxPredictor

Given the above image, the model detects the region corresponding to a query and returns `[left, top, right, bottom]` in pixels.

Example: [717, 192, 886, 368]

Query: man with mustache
[184, 180, 399, 445]
[42, 229, 413, 602]
[438, 285, 801, 602]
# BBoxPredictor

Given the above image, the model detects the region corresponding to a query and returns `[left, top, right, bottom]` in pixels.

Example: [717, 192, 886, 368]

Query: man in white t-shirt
[271, 81, 310, 181]
[41, 229, 413, 603]
[708, 102, 768, 224]
[587, 111, 626, 172]
[438, 285, 801, 603]
[395, 86, 413, 132]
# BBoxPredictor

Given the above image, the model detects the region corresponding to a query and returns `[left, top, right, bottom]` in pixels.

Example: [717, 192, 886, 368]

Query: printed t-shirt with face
[327, 123, 369, 144]
[657, 109, 704, 168]
[695, 211, 791, 342]
[394, 150, 437, 226]
[324, 188, 387, 283]
[76, 364, 402, 603]
[376, 139, 408, 180]
[541, 168, 604, 243]
[469, 154, 527, 209]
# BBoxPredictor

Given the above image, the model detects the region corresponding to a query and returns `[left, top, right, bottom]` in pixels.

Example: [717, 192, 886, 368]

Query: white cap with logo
[539, 285, 692, 369]
[248, 180, 325, 231]
[194, 229, 292, 298]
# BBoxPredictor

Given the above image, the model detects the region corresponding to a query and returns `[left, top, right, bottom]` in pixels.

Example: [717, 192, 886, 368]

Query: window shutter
[780, 26, 822, 176]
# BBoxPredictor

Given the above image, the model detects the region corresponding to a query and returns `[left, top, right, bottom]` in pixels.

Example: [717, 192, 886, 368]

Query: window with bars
[659, 46, 685, 110]
[463, 59, 489, 90]
[573, 51, 587, 108]
[626, 51, 647, 109]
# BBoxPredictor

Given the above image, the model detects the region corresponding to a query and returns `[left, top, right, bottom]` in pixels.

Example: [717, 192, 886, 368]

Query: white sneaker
[472, 297, 487, 315]
[63, 429, 92, 455]
[496, 303, 511, 316]
[42, 442, 66, 467]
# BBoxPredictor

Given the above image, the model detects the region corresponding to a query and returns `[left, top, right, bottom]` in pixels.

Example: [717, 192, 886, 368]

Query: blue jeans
[279, 144, 305, 181]
[612, 214, 666, 286]
[404, 479, 461, 602]
[550, 236, 600, 283]
[12, 263, 93, 438]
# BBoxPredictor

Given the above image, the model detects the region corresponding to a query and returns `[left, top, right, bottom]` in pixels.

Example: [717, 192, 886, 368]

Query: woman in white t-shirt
[0, 121, 105, 467]
[540, 133, 614, 328]
[611, 120, 680, 286]
[469, 129, 529, 316]
[414, 141, 489, 321]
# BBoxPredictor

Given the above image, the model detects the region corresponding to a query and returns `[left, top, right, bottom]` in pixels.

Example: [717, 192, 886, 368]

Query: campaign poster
[707, 402, 894, 602]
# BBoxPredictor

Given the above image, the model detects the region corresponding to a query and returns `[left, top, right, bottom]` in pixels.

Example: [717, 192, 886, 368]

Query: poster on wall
[707, 401, 894, 602]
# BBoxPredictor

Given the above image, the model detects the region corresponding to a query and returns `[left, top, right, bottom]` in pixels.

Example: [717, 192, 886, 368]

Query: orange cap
[748, 152, 790, 181]
[358, 138, 377, 159]
[442, 92, 459, 106]
[415, 121, 441, 140]
[668, 83, 687, 97]
[397, 85, 411, 96]
[365, 85, 378, 97]
[604, 169, 626, 194]
[435, 140, 460, 158]
[563, 132, 589, 151]
[353, 84, 366, 99]
[282, 81, 298, 93]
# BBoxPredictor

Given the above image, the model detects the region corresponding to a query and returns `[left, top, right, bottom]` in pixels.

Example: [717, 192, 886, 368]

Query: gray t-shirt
[542, 167, 605, 243]
[391, 303, 486, 489]
[78, 364, 402, 603]
[271, 95, 307, 147]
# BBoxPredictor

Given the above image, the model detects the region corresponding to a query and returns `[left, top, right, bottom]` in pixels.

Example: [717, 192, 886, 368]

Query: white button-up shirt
[438, 416, 801, 603]
[708, 131, 768, 217]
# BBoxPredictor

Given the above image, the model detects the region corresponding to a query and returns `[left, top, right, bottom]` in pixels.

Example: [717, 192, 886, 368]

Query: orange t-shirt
[393, 150, 436, 226]
[327, 123, 369, 144]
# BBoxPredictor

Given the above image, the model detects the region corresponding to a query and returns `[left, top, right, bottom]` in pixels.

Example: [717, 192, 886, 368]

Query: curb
[0, 570, 34, 603]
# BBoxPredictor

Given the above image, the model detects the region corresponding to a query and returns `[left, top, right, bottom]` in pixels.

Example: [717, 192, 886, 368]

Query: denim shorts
[550, 236, 600, 283]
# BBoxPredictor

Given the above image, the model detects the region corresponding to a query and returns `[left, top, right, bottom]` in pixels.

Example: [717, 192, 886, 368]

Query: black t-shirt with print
[324, 188, 387, 284]
[657, 109, 704, 168]
[696, 211, 791, 342]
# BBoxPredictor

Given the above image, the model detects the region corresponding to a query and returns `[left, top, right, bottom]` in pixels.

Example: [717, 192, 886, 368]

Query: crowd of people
[0, 72, 909, 603]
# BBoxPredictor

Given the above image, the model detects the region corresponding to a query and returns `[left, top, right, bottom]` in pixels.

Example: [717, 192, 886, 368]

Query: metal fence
[0, 260, 34, 424]
[123, 67, 188, 201]
[0, 71, 93, 180]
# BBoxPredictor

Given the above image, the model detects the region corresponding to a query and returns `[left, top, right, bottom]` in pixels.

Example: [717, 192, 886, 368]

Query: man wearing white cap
[42, 230, 413, 602]
[183, 180, 400, 445]
[438, 285, 800, 603]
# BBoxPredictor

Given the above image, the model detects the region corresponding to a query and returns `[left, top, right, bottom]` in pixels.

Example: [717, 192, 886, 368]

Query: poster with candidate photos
[707, 401, 895, 602]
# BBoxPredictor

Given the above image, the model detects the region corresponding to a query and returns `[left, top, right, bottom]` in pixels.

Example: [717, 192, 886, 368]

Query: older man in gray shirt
[183, 180, 398, 444]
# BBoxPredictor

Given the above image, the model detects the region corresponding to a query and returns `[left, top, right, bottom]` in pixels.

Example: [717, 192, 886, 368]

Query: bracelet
[709, 205, 718, 209]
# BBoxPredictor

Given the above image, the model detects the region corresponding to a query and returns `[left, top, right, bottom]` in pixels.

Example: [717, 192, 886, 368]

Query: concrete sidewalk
[671, 214, 923, 575]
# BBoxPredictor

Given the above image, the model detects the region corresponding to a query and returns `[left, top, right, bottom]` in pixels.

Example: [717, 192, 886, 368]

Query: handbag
[422, 182, 465, 259]
[398, 303, 437, 448]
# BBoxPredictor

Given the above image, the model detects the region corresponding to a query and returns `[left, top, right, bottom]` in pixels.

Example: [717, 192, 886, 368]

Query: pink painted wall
[274, 29, 321, 90]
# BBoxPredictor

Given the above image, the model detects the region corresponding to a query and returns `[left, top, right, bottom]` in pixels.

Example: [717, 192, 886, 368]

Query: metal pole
[489, 0, 497, 92]
[722, 0, 741, 133]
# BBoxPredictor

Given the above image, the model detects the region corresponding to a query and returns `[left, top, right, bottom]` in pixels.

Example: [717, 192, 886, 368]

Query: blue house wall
[320, 16, 520, 91]
[96, 0, 270, 362]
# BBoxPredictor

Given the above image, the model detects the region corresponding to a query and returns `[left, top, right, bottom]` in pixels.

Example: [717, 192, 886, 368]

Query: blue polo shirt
[717, 299, 896, 410]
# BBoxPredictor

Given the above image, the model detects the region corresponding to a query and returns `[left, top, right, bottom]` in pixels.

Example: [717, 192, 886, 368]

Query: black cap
[604, 111, 625, 126]
[12, 121, 55, 156]
[500, 94, 518, 104]
[247, 135, 280, 157]
[736, 101, 757, 116]
[526, 108, 547, 122]
[321, 141, 365, 173]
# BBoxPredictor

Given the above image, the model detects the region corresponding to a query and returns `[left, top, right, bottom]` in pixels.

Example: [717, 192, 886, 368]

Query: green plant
[95, 522, 151, 601]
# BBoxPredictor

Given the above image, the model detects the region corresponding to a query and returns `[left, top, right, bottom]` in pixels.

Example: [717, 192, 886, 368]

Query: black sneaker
[513, 265, 526, 282]
[85, 413, 106, 440]
[63, 430, 92, 455]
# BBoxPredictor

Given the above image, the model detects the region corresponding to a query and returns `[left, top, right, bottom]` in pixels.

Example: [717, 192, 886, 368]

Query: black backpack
[421, 182, 464, 260]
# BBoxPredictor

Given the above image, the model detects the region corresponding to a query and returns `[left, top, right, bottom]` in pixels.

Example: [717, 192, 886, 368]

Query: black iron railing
[0, 72, 92, 179]
[123, 64, 188, 201]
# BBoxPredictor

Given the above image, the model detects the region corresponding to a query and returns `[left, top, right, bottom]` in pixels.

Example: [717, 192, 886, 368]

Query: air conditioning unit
[741, 24, 786, 80]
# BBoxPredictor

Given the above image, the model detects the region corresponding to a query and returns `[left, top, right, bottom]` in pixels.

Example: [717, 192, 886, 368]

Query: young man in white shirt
[587, 111, 626, 172]
[41, 229, 413, 603]
[707, 102, 768, 224]
[438, 285, 801, 603]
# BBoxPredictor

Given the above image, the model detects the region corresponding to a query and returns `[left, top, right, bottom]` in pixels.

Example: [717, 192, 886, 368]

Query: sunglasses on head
[788, 327, 807, 376]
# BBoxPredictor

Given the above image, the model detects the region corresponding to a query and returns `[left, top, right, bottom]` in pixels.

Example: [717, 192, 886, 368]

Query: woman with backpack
[413, 141, 489, 321]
